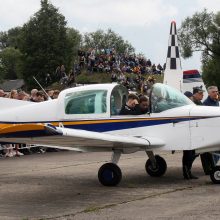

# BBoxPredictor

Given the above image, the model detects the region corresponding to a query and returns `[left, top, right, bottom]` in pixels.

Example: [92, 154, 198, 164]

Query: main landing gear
[98, 150, 167, 186]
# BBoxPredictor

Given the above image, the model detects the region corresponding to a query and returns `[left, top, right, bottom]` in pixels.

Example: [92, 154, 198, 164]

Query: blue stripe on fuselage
[64, 117, 191, 132]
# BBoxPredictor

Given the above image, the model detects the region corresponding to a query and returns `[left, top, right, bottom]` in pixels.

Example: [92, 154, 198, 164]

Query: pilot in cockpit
[119, 93, 139, 115]
[135, 95, 149, 114]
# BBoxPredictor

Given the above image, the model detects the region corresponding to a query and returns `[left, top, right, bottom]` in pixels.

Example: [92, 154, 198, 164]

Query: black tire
[145, 155, 167, 177]
[98, 163, 122, 186]
[210, 166, 220, 184]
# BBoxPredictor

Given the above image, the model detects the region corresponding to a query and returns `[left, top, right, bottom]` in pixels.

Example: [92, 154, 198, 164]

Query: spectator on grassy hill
[60, 65, 68, 85]
[55, 66, 61, 81]
[146, 59, 152, 67]
[45, 73, 52, 85]
[157, 64, 163, 74]
[67, 69, 76, 86]
[111, 72, 117, 83]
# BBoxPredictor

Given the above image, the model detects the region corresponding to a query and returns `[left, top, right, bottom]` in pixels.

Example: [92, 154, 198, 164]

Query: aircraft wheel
[145, 155, 167, 177]
[210, 166, 220, 184]
[98, 163, 122, 186]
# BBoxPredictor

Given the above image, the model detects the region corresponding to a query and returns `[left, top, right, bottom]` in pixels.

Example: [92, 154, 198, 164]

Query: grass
[48, 70, 164, 91]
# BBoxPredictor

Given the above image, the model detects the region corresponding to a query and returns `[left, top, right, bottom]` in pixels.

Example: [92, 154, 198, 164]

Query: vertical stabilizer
[163, 21, 183, 91]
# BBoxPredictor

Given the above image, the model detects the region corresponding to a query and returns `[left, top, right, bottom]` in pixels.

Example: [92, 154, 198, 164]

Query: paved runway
[0, 151, 219, 220]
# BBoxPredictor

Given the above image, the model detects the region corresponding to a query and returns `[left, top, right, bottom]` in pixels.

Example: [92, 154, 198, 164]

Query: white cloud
[53, 0, 178, 28]
[1, 0, 218, 70]
[0, 0, 178, 31]
[196, 0, 220, 12]
[0, 0, 40, 31]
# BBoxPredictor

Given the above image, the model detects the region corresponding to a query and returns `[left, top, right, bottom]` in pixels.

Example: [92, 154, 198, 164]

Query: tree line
[178, 9, 220, 87]
[1, 1, 220, 88]
[0, 0, 134, 88]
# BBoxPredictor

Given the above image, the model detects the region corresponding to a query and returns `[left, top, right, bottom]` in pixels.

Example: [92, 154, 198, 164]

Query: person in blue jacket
[201, 86, 220, 174]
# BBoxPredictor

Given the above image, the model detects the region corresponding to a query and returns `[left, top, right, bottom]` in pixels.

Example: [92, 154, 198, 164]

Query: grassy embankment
[50, 71, 164, 90]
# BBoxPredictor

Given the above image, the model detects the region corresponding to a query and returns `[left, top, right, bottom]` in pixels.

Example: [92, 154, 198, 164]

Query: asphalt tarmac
[0, 151, 219, 220]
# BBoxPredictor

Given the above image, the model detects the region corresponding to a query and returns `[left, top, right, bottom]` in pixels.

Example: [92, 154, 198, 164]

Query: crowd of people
[42, 48, 164, 94]
[77, 48, 164, 91]
[77, 48, 164, 75]
[0, 88, 60, 102]
[42, 48, 162, 97]
[0, 88, 61, 158]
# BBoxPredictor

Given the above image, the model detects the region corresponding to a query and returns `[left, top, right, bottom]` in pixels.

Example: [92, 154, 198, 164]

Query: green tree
[178, 9, 220, 86]
[0, 47, 23, 79]
[83, 29, 134, 54]
[0, 27, 23, 80]
[0, 27, 23, 50]
[66, 28, 82, 68]
[19, 0, 70, 87]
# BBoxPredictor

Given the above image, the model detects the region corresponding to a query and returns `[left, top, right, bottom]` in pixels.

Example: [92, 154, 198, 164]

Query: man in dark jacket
[182, 86, 205, 180]
[192, 86, 204, 105]
[135, 95, 149, 114]
[119, 93, 139, 115]
[203, 86, 219, 106]
[201, 86, 219, 174]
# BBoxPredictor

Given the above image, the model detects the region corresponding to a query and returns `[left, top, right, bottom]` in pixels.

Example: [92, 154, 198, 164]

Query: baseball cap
[193, 86, 205, 94]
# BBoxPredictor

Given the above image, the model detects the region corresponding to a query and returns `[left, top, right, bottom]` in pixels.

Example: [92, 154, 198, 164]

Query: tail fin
[163, 21, 183, 91]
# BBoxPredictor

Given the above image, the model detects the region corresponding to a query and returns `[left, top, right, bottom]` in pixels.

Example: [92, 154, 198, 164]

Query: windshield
[150, 83, 193, 113]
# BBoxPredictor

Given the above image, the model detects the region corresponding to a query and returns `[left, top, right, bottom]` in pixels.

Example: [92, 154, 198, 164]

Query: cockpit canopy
[60, 83, 193, 118]
[150, 83, 193, 113]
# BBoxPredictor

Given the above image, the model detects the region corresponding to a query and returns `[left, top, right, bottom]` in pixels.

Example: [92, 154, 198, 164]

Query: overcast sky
[1, 0, 220, 71]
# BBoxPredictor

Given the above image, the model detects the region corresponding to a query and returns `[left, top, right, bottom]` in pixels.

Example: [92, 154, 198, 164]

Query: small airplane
[0, 82, 220, 186]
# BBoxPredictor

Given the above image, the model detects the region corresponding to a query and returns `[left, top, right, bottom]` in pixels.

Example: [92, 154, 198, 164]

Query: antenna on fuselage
[33, 76, 51, 100]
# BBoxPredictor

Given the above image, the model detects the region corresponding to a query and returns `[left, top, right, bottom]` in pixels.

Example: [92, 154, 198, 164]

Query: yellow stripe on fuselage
[0, 124, 45, 134]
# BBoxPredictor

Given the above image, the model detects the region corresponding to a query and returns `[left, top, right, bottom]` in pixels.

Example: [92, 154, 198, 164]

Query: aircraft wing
[0, 124, 165, 152]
